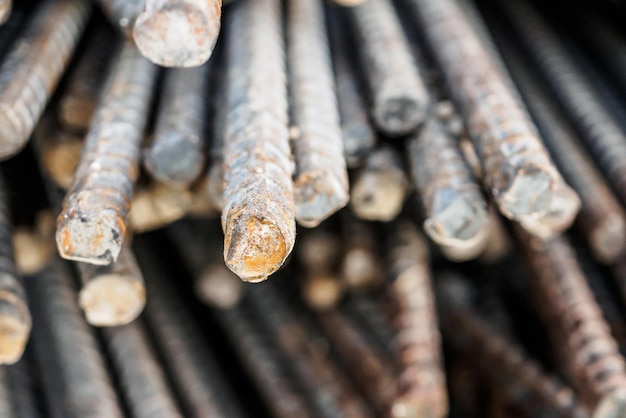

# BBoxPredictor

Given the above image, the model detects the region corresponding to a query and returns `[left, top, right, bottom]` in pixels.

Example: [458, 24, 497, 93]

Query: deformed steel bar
[408, 117, 490, 257]
[386, 220, 448, 418]
[247, 283, 374, 418]
[75, 245, 146, 327]
[437, 272, 590, 418]
[405, 0, 580, 238]
[135, 241, 245, 418]
[0, 174, 29, 365]
[347, 0, 430, 136]
[520, 233, 626, 417]
[0, 0, 91, 159]
[56, 40, 158, 266]
[497, 33, 626, 263]
[101, 321, 184, 418]
[95, 0, 144, 38]
[221, 0, 295, 282]
[143, 63, 211, 189]
[288, 0, 349, 228]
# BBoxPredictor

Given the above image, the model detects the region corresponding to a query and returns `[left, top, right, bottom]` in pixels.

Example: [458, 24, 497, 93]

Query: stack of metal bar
[0, 0, 625, 416]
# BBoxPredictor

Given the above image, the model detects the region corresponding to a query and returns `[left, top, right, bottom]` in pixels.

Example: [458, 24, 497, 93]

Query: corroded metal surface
[386, 221, 448, 418]
[406, 0, 580, 238]
[0, 0, 90, 159]
[56, 41, 158, 266]
[133, 0, 222, 67]
[348, 0, 429, 136]
[289, 0, 348, 227]
[221, 0, 295, 282]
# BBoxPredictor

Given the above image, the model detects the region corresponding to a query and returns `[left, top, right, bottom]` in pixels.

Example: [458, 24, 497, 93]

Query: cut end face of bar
[302, 274, 343, 311]
[294, 169, 349, 228]
[516, 183, 581, 240]
[590, 213, 626, 264]
[223, 212, 294, 282]
[144, 139, 204, 187]
[133, 4, 220, 67]
[391, 397, 445, 418]
[593, 389, 626, 418]
[79, 275, 146, 326]
[424, 190, 490, 249]
[374, 92, 428, 136]
[195, 264, 243, 309]
[497, 166, 554, 218]
[56, 212, 125, 265]
[351, 172, 407, 222]
[0, 295, 30, 365]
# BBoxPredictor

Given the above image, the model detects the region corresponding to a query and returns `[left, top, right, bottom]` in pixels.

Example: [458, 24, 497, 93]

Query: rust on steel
[133, 0, 222, 68]
[56, 41, 158, 266]
[437, 272, 589, 418]
[347, 0, 430, 136]
[0, 174, 30, 365]
[221, 0, 295, 282]
[289, 0, 349, 227]
[520, 233, 626, 417]
[408, 117, 490, 259]
[76, 245, 146, 327]
[144, 63, 211, 188]
[405, 0, 580, 238]
[500, 38, 626, 263]
[386, 221, 448, 418]
[0, 0, 91, 159]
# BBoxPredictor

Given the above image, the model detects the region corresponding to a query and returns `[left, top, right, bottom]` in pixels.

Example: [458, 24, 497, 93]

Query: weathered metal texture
[101, 321, 183, 418]
[500, 38, 626, 263]
[96, 0, 144, 38]
[408, 117, 490, 258]
[386, 221, 448, 418]
[520, 234, 626, 417]
[215, 305, 314, 418]
[328, 12, 375, 169]
[289, 0, 348, 227]
[0, 1, 10, 26]
[248, 284, 374, 418]
[406, 0, 580, 238]
[133, 0, 222, 68]
[56, 41, 158, 266]
[221, 0, 295, 282]
[437, 272, 590, 418]
[144, 63, 210, 188]
[29, 258, 123, 418]
[347, 0, 429, 136]
[350, 145, 408, 222]
[0, 0, 91, 159]
[0, 175, 29, 365]
[318, 310, 398, 416]
[59, 26, 116, 132]
[76, 245, 145, 327]
[135, 241, 245, 418]
[500, 1, 626, 214]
